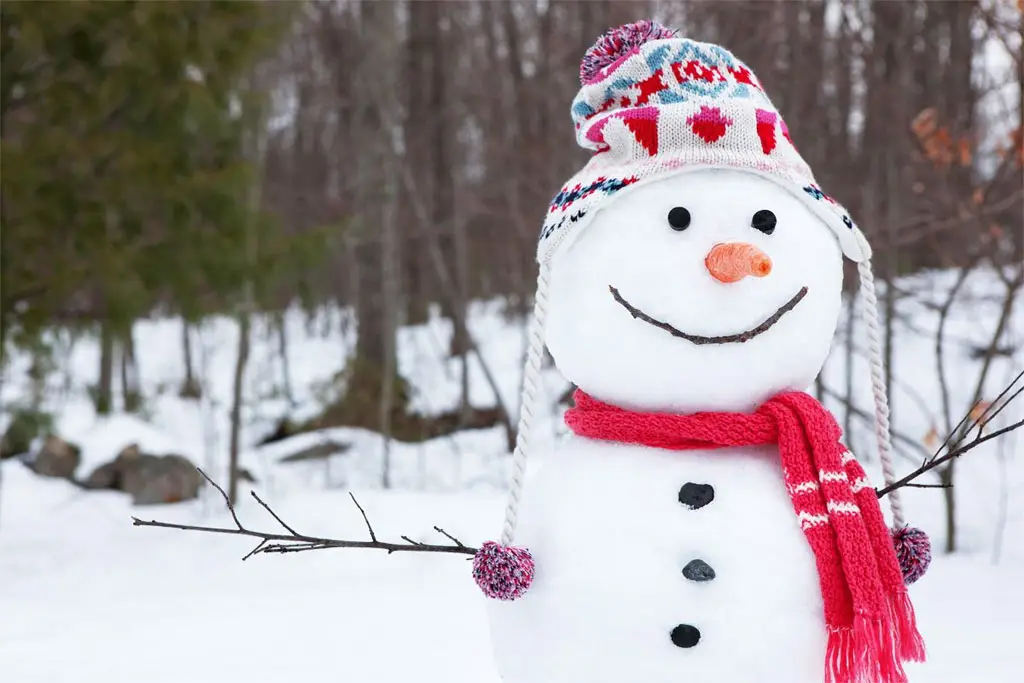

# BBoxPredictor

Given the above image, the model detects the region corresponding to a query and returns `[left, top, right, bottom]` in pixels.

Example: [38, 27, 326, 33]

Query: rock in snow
[84, 442, 203, 505]
[30, 435, 81, 480]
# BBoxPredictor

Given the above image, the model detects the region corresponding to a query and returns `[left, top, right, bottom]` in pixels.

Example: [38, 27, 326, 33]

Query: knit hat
[539, 21, 868, 264]
[477, 21, 927, 610]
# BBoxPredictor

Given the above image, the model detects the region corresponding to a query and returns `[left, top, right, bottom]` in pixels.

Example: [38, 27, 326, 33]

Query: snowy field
[1, 268, 1022, 682]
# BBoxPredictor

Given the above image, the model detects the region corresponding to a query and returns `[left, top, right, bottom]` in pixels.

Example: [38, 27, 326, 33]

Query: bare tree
[228, 81, 268, 506]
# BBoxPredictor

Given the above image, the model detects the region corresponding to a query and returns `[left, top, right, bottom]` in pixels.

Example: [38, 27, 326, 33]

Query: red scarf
[565, 389, 925, 683]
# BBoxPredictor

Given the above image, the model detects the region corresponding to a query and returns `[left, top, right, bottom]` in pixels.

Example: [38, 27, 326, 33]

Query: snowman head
[545, 168, 843, 413]
[533, 22, 876, 414]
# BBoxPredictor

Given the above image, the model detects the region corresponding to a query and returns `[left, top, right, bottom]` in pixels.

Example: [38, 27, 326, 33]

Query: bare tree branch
[132, 468, 477, 558]
[978, 375, 1024, 431]
[433, 525, 467, 548]
[349, 491, 377, 543]
[251, 490, 300, 536]
[935, 262, 977, 435]
[876, 370, 1024, 498]
[877, 417, 1024, 498]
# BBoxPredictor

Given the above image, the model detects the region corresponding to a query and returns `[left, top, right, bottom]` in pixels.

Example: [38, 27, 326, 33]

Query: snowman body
[489, 437, 826, 683]
[487, 169, 847, 681]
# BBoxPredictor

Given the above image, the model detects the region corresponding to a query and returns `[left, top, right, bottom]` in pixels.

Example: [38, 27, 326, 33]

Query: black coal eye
[667, 207, 691, 231]
[751, 209, 777, 235]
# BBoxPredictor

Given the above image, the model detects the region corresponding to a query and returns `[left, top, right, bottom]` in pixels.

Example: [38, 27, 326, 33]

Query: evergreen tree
[0, 0, 302, 365]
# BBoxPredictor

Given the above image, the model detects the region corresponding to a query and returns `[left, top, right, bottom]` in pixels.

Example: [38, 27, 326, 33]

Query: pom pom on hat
[892, 526, 931, 585]
[473, 541, 535, 600]
[580, 20, 677, 84]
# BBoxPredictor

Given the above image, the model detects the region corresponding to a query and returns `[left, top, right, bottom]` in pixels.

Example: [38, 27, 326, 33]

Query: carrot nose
[705, 242, 772, 283]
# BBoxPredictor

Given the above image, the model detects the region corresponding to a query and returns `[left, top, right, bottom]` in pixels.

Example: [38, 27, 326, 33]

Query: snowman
[471, 22, 930, 683]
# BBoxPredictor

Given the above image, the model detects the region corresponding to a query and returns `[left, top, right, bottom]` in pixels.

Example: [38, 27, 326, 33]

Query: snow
[2, 451, 1022, 683]
[1, 262, 1022, 681]
[0, 465, 500, 683]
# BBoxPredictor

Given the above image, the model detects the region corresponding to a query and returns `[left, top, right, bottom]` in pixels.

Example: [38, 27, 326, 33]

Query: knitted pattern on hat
[539, 21, 868, 265]
[564, 389, 926, 683]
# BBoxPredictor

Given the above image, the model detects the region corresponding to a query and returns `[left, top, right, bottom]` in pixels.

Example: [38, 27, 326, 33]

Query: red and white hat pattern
[539, 22, 869, 264]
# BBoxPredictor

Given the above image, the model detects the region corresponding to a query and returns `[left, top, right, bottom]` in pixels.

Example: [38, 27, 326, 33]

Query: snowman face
[545, 168, 843, 414]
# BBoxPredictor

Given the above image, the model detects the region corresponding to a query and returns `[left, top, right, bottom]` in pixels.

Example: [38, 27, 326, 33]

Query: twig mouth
[608, 285, 809, 345]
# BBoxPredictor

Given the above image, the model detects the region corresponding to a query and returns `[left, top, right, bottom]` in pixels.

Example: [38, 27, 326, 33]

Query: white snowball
[544, 168, 844, 414]
[488, 439, 827, 683]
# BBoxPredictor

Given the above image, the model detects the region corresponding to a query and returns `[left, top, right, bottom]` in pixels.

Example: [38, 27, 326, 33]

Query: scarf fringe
[876, 606, 908, 683]
[891, 590, 927, 662]
[827, 613, 909, 683]
[825, 626, 855, 683]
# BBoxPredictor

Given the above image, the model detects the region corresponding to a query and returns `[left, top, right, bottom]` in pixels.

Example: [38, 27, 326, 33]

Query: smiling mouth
[608, 285, 809, 345]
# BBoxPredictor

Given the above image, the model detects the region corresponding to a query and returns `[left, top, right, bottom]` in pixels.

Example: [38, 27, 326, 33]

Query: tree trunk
[227, 309, 250, 506]
[843, 294, 857, 454]
[940, 463, 956, 553]
[276, 312, 294, 408]
[366, 0, 402, 488]
[182, 322, 195, 386]
[882, 193, 897, 431]
[97, 321, 115, 414]
[120, 326, 141, 412]
[872, 0, 912, 431]
[180, 322, 201, 399]
[380, 186, 398, 490]
[401, 0, 434, 324]
[428, 5, 471, 427]
[228, 75, 265, 505]
[351, 2, 390, 383]
[353, 244, 387, 368]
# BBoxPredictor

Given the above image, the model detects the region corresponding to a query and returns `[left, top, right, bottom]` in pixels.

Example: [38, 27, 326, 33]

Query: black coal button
[678, 482, 715, 509]
[670, 624, 701, 648]
[682, 559, 716, 582]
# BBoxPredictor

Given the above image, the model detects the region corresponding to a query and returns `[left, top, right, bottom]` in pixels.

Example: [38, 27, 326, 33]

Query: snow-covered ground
[1, 267, 1021, 682]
